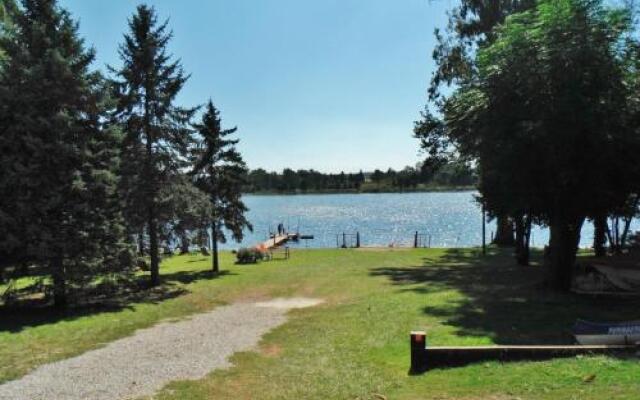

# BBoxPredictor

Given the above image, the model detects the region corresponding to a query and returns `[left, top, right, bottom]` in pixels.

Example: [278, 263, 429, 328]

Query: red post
[410, 330, 427, 373]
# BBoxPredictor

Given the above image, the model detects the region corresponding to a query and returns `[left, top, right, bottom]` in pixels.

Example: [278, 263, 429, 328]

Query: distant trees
[110, 5, 196, 286]
[371, 169, 384, 187]
[419, 0, 640, 290]
[0, 0, 132, 307]
[243, 162, 474, 194]
[191, 101, 252, 273]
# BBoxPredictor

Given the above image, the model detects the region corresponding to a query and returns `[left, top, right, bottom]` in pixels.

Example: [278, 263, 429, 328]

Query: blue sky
[60, 0, 452, 173]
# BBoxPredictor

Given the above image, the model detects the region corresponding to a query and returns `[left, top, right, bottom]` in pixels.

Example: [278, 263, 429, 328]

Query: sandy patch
[254, 297, 324, 309]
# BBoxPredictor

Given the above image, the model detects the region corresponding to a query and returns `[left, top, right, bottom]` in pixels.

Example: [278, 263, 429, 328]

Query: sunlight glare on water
[216, 192, 639, 250]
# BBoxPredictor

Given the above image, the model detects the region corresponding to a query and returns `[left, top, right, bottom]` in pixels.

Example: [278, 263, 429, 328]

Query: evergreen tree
[160, 173, 212, 255]
[0, 0, 16, 282]
[0, 0, 132, 307]
[192, 101, 252, 273]
[110, 5, 196, 286]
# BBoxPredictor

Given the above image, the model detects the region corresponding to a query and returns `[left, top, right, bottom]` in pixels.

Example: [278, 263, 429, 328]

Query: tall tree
[0, 0, 15, 282]
[430, 0, 639, 289]
[0, 0, 132, 307]
[111, 5, 196, 286]
[192, 101, 252, 273]
[423, 0, 537, 250]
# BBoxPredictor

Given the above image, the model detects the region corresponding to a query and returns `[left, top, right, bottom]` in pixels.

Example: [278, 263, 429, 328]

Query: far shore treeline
[242, 161, 476, 194]
[0, 0, 251, 307]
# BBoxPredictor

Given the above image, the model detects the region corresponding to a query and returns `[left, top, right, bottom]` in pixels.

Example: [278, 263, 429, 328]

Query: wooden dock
[260, 233, 300, 250]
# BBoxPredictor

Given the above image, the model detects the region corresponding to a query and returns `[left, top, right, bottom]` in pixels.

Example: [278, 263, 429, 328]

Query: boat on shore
[574, 319, 640, 345]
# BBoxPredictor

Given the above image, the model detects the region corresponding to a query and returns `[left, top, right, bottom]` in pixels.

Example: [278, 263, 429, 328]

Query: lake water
[219, 191, 639, 250]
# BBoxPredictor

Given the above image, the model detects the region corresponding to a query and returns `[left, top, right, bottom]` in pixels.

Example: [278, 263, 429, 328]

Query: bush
[236, 247, 264, 264]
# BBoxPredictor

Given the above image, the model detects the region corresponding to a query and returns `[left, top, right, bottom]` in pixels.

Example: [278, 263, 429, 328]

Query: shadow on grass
[371, 247, 640, 345]
[0, 268, 233, 333]
[186, 258, 209, 263]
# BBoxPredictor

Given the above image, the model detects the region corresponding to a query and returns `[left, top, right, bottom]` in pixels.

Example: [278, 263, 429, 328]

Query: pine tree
[192, 101, 252, 273]
[110, 5, 196, 286]
[0, 0, 16, 282]
[0, 0, 132, 307]
[161, 173, 212, 255]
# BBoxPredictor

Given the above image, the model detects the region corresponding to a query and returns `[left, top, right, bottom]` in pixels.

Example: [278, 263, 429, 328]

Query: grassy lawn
[1, 248, 640, 399]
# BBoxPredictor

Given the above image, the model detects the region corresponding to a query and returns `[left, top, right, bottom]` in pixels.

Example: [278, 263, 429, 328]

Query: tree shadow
[0, 268, 234, 333]
[372, 248, 640, 345]
[186, 257, 209, 263]
[158, 269, 233, 285]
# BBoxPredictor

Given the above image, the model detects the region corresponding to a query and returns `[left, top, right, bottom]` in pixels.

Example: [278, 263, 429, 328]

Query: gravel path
[0, 297, 322, 400]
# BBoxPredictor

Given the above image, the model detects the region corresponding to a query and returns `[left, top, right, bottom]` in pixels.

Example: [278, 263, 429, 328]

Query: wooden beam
[409, 331, 637, 373]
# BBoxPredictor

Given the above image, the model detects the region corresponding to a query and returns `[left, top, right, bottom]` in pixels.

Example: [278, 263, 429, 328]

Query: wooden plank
[409, 331, 637, 373]
[259, 234, 289, 250]
[428, 345, 631, 350]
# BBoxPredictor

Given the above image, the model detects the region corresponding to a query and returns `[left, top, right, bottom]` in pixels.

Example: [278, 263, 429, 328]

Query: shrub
[236, 247, 264, 264]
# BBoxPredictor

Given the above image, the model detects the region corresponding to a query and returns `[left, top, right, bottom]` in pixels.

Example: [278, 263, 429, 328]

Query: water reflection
[216, 192, 638, 250]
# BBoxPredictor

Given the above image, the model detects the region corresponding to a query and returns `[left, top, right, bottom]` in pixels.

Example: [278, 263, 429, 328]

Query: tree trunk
[143, 94, 159, 286]
[593, 215, 607, 257]
[180, 232, 190, 255]
[514, 215, 531, 266]
[148, 206, 160, 286]
[545, 218, 584, 291]
[211, 221, 219, 273]
[493, 215, 515, 247]
[621, 195, 640, 249]
[51, 256, 67, 309]
[138, 231, 145, 256]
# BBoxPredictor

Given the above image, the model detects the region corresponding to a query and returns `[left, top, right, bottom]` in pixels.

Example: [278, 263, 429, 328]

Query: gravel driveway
[0, 297, 322, 400]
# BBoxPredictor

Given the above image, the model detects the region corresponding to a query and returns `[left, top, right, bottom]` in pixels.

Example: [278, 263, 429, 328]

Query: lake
[219, 191, 639, 250]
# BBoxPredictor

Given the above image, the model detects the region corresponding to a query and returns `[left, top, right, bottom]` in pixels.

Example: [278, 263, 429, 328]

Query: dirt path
[0, 298, 322, 400]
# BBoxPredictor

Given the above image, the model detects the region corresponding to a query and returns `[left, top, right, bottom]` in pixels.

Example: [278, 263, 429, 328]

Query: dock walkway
[259, 233, 299, 250]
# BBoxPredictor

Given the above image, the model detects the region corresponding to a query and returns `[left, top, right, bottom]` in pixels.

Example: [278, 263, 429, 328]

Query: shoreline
[242, 185, 476, 196]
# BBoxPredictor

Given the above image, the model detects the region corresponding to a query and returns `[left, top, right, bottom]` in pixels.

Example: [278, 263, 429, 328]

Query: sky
[60, 0, 453, 173]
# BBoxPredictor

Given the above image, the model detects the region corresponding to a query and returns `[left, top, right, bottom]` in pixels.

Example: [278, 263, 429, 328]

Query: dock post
[428, 235, 431, 248]
[356, 232, 360, 248]
[410, 331, 427, 373]
[414, 231, 418, 248]
[342, 232, 346, 248]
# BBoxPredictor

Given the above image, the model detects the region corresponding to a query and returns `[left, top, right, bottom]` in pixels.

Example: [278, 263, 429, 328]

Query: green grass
[1, 248, 640, 399]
